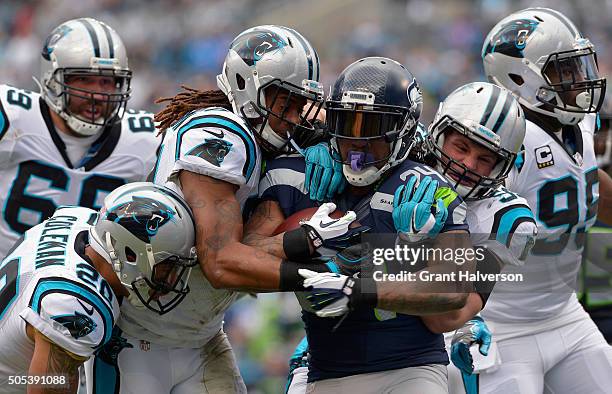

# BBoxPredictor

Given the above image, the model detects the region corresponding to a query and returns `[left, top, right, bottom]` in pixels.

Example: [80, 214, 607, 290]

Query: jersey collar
[39, 98, 122, 171]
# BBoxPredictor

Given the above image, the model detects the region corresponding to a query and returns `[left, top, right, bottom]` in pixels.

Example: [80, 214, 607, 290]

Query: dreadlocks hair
[154, 85, 233, 133]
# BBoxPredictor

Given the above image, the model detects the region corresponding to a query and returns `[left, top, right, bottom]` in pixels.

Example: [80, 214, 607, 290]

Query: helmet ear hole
[509, 74, 525, 86]
[235, 73, 246, 90]
[125, 246, 137, 262]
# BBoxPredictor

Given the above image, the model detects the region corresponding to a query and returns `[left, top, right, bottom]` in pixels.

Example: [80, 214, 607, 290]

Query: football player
[477, 7, 612, 393]
[0, 18, 160, 261]
[285, 82, 537, 394]
[0, 182, 196, 394]
[246, 57, 477, 393]
[93, 25, 350, 394]
[417, 82, 536, 394]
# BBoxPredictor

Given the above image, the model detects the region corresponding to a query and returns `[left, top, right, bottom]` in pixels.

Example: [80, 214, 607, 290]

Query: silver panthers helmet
[217, 25, 324, 154]
[482, 7, 605, 125]
[427, 82, 526, 199]
[39, 18, 132, 136]
[89, 182, 197, 315]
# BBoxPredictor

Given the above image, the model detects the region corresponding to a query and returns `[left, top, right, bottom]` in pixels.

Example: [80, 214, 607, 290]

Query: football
[273, 206, 359, 235]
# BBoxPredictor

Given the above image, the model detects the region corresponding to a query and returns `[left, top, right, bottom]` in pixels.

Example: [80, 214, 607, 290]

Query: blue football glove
[392, 175, 448, 243]
[303, 142, 346, 201]
[450, 316, 492, 375]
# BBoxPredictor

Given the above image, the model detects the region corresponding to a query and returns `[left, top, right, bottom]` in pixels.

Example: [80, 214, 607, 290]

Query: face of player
[335, 111, 392, 170]
[64, 74, 119, 125]
[265, 87, 308, 138]
[147, 259, 183, 300]
[441, 130, 498, 185]
[542, 52, 600, 109]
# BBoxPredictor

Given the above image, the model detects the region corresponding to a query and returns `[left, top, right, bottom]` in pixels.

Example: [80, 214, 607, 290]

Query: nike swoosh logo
[206, 129, 224, 138]
[77, 299, 95, 316]
[319, 220, 337, 228]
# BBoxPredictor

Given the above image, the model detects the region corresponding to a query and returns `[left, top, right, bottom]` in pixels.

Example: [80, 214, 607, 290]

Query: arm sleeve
[20, 279, 115, 358]
[487, 200, 538, 265]
[173, 117, 257, 187]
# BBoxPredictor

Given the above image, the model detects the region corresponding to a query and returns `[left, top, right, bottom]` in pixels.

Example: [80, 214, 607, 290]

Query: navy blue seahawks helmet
[326, 57, 423, 186]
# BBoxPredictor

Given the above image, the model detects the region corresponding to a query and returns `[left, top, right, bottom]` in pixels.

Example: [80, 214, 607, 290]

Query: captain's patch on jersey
[534, 145, 554, 169]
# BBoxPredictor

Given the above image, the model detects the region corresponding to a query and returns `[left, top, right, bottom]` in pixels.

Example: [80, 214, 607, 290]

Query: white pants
[447, 309, 612, 394]
[286, 366, 308, 394]
[86, 329, 246, 394]
[300, 364, 448, 394]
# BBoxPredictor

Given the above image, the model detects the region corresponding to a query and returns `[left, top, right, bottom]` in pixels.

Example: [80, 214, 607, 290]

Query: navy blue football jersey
[259, 155, 468, 381]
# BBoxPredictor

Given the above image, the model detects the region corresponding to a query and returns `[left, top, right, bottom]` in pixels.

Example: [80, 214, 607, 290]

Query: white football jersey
[119, 107, 261, 347]
[483, 115, 598, 324]
[467, 186, 537, 267]
[0, 207, 120, 390]
[0, 84, 160, 261]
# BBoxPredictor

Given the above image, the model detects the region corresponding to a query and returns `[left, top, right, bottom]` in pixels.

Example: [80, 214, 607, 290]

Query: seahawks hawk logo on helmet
[187, 138, 233, 167]
[231, 30, 288, 66]
[105, 196, 176, 242]
[52, 312, 97, 339]
[483, 19, 539, 58]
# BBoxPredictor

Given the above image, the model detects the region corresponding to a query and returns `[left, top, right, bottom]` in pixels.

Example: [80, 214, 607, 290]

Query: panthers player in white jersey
[0, 183, 196, 394]
[476, 7, 612, 393]
[416, 83, 536, 394]
[93, 25, 343, 394]
[0, 18, 159, 260]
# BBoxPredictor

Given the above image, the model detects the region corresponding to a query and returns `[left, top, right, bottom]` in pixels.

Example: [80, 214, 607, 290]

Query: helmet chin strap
[261, 123, 290, 150]
[62, 111, 105, 136]
[88, 227, 114, 266]
[127, 291, 147, 309]
[342, 163, 390, 186]
[531, 89, 587, 126]
[88, 227, 126, 283]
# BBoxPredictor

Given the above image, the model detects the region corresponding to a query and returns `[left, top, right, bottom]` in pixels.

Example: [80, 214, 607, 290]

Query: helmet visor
[327, 103, 407, 138]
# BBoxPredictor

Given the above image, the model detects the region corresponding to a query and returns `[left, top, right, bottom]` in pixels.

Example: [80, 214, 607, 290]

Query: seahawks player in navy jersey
[281, 81, 535, 394]
[245, 57, 479, 393]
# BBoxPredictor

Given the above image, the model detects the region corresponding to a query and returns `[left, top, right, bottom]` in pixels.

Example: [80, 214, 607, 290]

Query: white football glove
[299, 269, 355, 317]
[301, 203, 356, 249]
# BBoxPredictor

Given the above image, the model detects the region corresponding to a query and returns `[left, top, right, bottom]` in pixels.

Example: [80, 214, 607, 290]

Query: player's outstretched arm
[180, 170, 283, 290]
[597, 169, 612, 225]
[300, 230, 475, 317]
[181, 171, 331, 291]
[376, 230, 474, 315]
[27, 325, 85, 394]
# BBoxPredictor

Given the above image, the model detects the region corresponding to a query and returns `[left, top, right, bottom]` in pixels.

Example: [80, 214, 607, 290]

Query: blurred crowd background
[1, 0, 612, 392]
